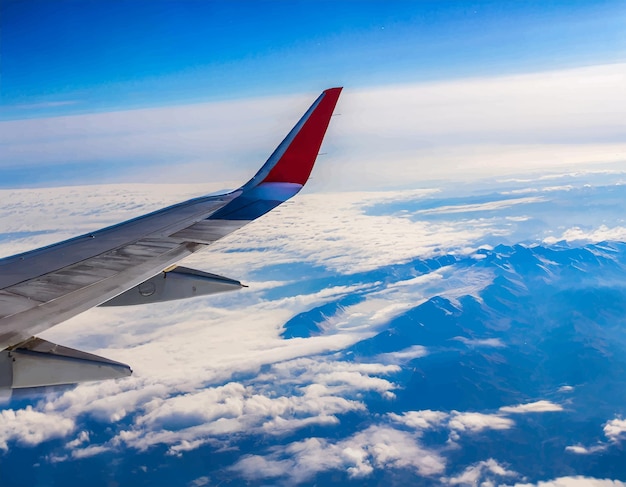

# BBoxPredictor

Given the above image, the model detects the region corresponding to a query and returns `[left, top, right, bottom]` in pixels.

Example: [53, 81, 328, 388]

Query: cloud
[2, 63, 625, 190]
[505, 477, 626, 487]
[188, 477, 210, 487]
[232, 425, 446, 483]
[71, 444, 111, 459]
[65, 430, 90, 449]
[391, 409, 516, 444]
[413, 197, 545, 215]
[0, 406, 75, 451]
[377, 345, 429, 364]
[72, 358, 401, 455]
[563, 416, 626, 455]
[603, 418, 626, 443]
[443, 458, 518, 486]
[0, 185, 498, 275]
[448, 412, 514, 434]
[0, 183, 502, 457]
[4, 171, 626, 478]
[454, 337, 505, 348]
[499, 401, 563, 414]
[0, 179, 500, 458]
[565, 444, 606, 455]
[388, 410, 449, 431]
[543, 225, 626, 244]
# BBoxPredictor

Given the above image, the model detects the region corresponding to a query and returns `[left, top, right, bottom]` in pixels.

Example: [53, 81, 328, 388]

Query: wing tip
[259, 87, 342, 186]
[323, 86, 343, 101]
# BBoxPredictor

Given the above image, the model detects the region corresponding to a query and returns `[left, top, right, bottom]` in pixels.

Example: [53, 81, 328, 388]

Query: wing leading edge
[0, 88, 342, 388]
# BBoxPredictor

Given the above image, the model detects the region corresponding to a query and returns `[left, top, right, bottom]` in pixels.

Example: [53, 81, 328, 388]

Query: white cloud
[66, 430, 90, 449]
[209, 191, 492, 273]
[543, 225, 626, 244]
[505, 477, 626, 487]
[413, 197, 545, 215]
[499, 401, 564, 414]
[389, 410, 449, 430]
[448, 412, 514, 434]
[603, 418, 626, 443]
[454, 337, 505, 348]
[0, 406, 75, 451]
[188, 476, 210, 487]
[2, 63, 625, 190]
[331, 64, 626, 188]
[71, 444, 111, 459]
[443, 458, 517, 486]
[76, 358, 401, 454]
[377, 345, 429, 364]
[565, 444, 607, 455]
[562, 416, 626, 455]
[232, 425, 446, 483]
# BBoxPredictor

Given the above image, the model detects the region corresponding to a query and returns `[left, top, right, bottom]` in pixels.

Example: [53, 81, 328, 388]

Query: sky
[2, 0, 624, 113]
[1, 0, 626, 190]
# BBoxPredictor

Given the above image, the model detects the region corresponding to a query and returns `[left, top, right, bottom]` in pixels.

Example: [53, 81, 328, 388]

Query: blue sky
[0, 1, 625, 189]
[2, 0, 625, 118]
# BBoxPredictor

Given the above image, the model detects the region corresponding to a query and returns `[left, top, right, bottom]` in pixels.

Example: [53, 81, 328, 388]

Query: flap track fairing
[100, 266, 245, 307]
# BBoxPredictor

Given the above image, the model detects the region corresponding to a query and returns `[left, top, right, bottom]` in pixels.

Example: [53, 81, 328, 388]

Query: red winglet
[261, 87, 342, 186]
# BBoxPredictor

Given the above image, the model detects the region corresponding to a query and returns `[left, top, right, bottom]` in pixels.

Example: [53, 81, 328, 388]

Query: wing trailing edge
[0, 337, 131, 389]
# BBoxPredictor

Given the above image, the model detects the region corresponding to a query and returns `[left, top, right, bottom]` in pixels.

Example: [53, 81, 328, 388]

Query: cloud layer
[1, 63, 625, 189]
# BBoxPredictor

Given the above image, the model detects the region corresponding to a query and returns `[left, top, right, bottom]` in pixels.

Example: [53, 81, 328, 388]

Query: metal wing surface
[0, 88, 342, 388]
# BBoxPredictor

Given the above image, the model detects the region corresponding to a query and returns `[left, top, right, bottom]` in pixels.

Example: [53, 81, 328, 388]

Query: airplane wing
[0, 87, 342, 389]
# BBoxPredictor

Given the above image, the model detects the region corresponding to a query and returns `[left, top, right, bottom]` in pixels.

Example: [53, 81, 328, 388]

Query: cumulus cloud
[71, 444, 111, 459]
[0, 406, 74, 451]
[564, 416, 626, 455]
[389, 410, 449, 431]
[390, 409, 517, 444]
[603, 418, 626, 443]
[499, 401, 564, 414]
[65, 430, 90, 449]
[443, 458, 518, 486]
[232, 425, 446, 483]
[448, 412, 514, 434]
[69, 358, 401, 455]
